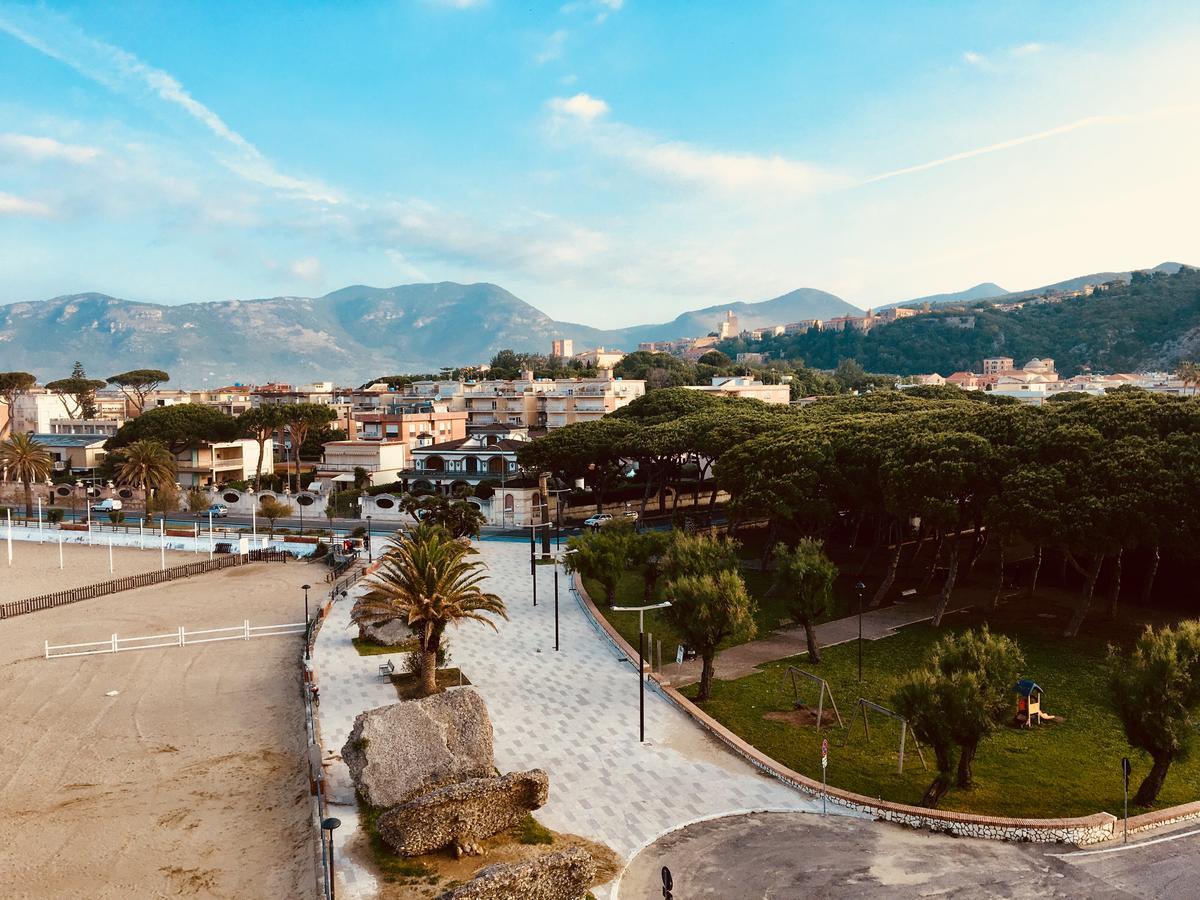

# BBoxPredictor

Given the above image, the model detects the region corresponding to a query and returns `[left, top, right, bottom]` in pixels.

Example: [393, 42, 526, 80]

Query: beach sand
[0, 549, 322, 898]
[0, 539, 198, 603]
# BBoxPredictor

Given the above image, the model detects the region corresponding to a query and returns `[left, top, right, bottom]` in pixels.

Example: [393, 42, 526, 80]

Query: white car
[207, 504, 229, 518]
[583, 513, 613, 527]
[90, 499, 123, 512]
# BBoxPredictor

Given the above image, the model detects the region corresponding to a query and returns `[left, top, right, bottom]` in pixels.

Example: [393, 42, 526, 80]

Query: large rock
[357, 618, 414, 647]
[341, 690, 494, 808]
[377, 770, 549, 856]
[435, 847, 596, 900]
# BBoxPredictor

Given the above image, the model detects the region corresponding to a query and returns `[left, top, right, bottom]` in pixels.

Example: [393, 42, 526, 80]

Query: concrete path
[311, 539, 844, 900]
[670, 592, 977, 686]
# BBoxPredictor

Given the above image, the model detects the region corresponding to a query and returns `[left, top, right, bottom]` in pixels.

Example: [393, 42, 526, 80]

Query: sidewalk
[311, 540, 845, 900]
[669, 593, 977, 686]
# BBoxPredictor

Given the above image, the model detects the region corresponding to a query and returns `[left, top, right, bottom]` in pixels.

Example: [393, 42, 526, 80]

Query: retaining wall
[569, 573, 1126, 845]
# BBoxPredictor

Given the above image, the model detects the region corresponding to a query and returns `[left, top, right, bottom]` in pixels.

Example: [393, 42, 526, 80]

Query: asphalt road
[618, 811, 1199, 899]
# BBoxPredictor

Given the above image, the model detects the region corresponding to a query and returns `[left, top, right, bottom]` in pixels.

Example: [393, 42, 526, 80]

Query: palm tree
[352, 523, 507, 695]
[0, 433, 53, 516]
[113, 439, 177, 492]
[1177, 360, 1200, 395]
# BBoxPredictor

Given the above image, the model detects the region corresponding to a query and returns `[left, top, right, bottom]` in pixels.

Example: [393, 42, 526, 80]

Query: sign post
[1122, 757, 1131, 843]
[821, 738, 829, 816]
[661, 865, 673, 899]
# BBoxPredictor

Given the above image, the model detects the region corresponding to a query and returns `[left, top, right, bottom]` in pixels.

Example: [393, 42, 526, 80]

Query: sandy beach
[0, 539, 199, 603]
[0, 548, 322, 898]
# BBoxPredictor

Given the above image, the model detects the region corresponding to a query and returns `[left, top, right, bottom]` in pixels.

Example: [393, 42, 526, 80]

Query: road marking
[1051, 826, 1200, 858]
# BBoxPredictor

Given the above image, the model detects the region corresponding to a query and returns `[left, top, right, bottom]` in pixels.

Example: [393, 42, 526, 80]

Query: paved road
[618, 811, 1200, 899]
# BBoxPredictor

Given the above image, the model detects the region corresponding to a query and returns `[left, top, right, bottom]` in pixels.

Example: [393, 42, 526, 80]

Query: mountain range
[0, 262, 1186, 384]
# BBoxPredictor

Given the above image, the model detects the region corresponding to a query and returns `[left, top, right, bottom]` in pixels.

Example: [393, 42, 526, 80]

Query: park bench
[378, 659, 395, 677]
[899, 589, 917, 601]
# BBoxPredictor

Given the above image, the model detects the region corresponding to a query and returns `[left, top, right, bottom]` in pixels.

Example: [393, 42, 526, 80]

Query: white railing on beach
[44, 620, 307, 659]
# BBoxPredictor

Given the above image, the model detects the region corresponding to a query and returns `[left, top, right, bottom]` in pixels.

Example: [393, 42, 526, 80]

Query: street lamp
[302, 583, 312, 660]
[546, 484, 570, 549]
[321, 816, 342, 900]
[855, 580, 866, 683]
[612, 600, 672, 742]
[526, 521, 552, 606]
[551, 548, 578, 652]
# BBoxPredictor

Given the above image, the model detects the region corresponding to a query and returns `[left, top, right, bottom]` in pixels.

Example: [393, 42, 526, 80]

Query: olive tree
[662, 569, 757, 701]
[771, 538, 838, 663]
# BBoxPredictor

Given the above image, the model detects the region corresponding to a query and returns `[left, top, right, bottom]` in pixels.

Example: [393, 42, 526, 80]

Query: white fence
[45, 620, 307, 659]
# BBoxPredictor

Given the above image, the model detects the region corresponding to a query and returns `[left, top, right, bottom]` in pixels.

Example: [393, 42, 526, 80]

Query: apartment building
[551, 339, 574, 358]
[11, 390, 127, 434]
[684, 376, 790, 405]
[315, 440, 407, 487]
[175, 438, 273, 487]
[982, 357, 1015, 376]
[574, 347, 625, 369]
[354, 402, 468, 449]
[462, 372, 646, 431]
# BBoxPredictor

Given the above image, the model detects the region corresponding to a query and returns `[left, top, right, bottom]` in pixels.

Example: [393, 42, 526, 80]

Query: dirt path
[0, 552, 321, 898]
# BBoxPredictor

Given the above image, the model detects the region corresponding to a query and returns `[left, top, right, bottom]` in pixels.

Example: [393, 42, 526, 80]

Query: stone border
[1126, 800, 1200, 835]
[570, 572, 1119, 846]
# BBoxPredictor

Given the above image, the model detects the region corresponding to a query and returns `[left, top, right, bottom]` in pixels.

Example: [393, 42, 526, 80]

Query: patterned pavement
[312, 538, 842, 899]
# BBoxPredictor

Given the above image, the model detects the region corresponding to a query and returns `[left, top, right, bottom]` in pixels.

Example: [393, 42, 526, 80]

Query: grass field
[681, 599, 1199, 819]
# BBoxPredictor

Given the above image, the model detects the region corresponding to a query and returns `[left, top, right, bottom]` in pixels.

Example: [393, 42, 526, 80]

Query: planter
[60, 524, 88, 532]
[284, 535, 320, 545]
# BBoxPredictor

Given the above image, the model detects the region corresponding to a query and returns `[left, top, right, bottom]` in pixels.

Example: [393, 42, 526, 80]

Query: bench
[378, 659, 395, 677]
[899, 589, 918, 601]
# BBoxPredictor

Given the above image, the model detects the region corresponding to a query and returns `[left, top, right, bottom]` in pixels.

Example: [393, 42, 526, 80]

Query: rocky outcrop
[341, 690, 494, 808]
[434, 847, 596, 900]
[377, 770, 549, 856]
[357, 618, 415, 647]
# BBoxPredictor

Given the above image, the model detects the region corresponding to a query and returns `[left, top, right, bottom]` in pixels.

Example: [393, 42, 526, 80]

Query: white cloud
[963, 50, 986, 67]
[548, 92, 610, 121]
[0, 8, 339, 204]
[0, 191, 53, 217]
[1011, 42, 1045, 57]
[288, 257, 323, 283]
[0, 133, 99, 164]
[536, 30, 568, 64]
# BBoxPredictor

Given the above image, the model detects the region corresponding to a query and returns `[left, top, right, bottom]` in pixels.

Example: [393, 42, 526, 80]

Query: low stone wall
[1126, 800, 1200, 836]
[378, 769, 549, 856]
[435, 847, 596, 900]
[570, 573, 1121, 846]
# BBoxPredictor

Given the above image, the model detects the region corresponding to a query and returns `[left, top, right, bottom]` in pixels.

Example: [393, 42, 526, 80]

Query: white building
[684, 376, 790, 405]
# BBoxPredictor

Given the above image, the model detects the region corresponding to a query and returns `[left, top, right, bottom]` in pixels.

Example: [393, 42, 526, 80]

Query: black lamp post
[612, 601, 672, 742]
[855, 580, 866, 683]
[321, 816, 342, 900]
[302, 583, 312, 660]
[553, 549, 577, 653]
[365, 514, 373, 563]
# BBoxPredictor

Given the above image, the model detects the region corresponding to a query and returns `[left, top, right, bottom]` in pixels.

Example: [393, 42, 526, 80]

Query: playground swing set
[782, 667, 843, 732]
[843, 698, 927, 774]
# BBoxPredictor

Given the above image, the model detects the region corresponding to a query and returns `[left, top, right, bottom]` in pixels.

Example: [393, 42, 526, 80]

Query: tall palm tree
[0, 432, 53, 516]
[352, 523, 507, 695]
[113, 439, 177, 492]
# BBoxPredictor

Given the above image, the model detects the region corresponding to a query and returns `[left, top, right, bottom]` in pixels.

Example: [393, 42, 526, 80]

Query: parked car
[207, 504, 229, 518]
[90, 499, 123, 512]
[621, 510, 639, 520]
[583, 512, 613, 528]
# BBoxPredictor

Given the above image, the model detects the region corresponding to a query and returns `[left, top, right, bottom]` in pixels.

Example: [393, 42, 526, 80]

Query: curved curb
[570, 572, 1122, 846]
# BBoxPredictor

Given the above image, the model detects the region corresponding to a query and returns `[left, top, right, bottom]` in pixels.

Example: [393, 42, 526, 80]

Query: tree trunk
[871, 526, 901, 608]
[855, 521, 883, 577]
[1140, 546, 1160, 606]
[802, 617, 821, 663]
[1106, 548, 1123, 620]
[919, 533, 944, 594]
[931, 535, 960, 627]
[849, 511, 864, 548]
[991, 538, 1006, 611]
[956, 739, 979, 788]
[1025, 545, 1043, 598]
[697, 651, 716, 702]
[920, 744, 955, 808]
[1063, 554, 1104, 638]
[1134, 754, 1173, 806]
[642, 567, 657, 603]
[23, 478, 33, 517]
[963, 520, 985, 577]
[253, 436, 266, 490]
[420, 646, 438, 696]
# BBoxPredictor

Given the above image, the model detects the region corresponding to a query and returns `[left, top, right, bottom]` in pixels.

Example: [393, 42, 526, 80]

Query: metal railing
[44, 618, 306, 658]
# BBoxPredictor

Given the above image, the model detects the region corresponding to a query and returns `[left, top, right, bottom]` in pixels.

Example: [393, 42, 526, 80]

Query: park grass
[682, 598, 1200, 819]
[352, 637, 415, 656]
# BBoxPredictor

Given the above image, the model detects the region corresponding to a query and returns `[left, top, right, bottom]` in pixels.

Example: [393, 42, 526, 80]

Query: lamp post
[612, 600, 672, 742]
[546, 485, 570, 549]
[552, 548, 578, 653]
[526, 521, 551, 606]
[321, 816, 342, 900]
[855, 580, 866, 683]
[302, 583, 312, 661]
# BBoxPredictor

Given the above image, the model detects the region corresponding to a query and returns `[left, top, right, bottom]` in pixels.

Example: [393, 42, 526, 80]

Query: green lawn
[683, 601, 1200, 819]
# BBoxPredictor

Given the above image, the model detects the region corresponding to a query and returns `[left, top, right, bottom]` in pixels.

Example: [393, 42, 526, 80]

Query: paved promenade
[312, 538, 840, 899]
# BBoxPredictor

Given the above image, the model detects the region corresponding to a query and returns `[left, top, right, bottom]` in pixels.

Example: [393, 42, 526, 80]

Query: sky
[1, 1, 1199, 326]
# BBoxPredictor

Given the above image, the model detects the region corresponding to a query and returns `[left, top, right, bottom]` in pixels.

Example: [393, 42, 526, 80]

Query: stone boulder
[357, 618, 414, 647]
[377, 770, 549, 856]
[434, 847, 596, 900]
[341, 690, 494, 808]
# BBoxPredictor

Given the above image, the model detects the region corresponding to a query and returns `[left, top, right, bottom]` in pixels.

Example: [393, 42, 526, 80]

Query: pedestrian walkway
[311, 539, 844, 900]
[670, 592, 977, 686]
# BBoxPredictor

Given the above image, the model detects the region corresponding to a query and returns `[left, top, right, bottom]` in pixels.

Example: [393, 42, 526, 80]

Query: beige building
[315, 439, 407, 488]
[717, 310, 740, 339]
[29, 433, 109, 476]
[982, 357, 1015, 376]
[175, 438, 274, 488]
[462, 372, 646, 431]
[12, 390, 126, 434]
[574, 347, 625, 369]
[684, 376, 790, 405]
[353, 403, 468, 449]
[551, 338, 575, 358]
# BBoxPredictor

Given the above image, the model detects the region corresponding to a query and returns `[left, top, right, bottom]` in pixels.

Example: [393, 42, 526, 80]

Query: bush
[47, 509, 64, 524]
[311, 540, 329, 559]
[108, 511, 125, 525]
[351, 525, 367, 537]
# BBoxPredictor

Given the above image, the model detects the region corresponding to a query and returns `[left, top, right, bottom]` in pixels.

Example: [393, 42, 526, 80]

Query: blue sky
[1, 1, 1198, 326]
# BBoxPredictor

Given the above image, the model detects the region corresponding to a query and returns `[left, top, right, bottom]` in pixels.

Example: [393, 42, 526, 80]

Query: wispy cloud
[0, 191, 53, 217]
[963, 42, 1045, 70]
[0, 7, 338, 203]
[963, 50, 986, 67]
[1011, 42, 1045, 57]
[535, 29, 568, 64]
[548, 93, 846, 195]
[0, 133, 99, 164]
